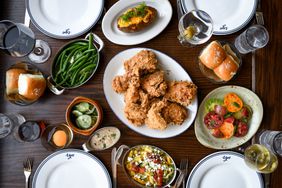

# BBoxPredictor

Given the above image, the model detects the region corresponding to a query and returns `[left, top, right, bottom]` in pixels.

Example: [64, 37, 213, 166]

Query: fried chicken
[112, 75, 129, 93]
[163, 102, 188, 125]
[124, 102, 147, 126]
[124, 50, 158, 76]
[141, 70, 167, 97]
[164, 81, 197, 106]
[145, 100, 167, 130]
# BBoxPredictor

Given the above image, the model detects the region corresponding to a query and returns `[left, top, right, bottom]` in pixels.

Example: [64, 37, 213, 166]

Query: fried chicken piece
[145, 101, 167, 130]
[112, 75, 129, 93]
[141, 70, 167, 97]
[163, 102, 188, 125]
[124, 103, 147, 126]
[124, 50, 158, 76]
[164, 81, 197, 106]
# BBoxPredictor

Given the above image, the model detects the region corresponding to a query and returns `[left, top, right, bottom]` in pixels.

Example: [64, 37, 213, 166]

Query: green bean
[88, 34, 94, 50]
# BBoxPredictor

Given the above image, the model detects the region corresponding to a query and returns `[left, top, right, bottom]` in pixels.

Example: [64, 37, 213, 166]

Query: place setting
[0, 0, 280, 188]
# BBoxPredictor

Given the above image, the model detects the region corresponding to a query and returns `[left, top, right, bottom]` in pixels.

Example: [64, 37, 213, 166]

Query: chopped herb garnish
[232, 102, 240, 108]
[121, 2, 148, 21]
[103, 143, 106, 148]
[111, 133, 116, 138]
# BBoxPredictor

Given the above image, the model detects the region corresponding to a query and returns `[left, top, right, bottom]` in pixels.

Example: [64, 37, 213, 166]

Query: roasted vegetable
[117, 3, 157, 33]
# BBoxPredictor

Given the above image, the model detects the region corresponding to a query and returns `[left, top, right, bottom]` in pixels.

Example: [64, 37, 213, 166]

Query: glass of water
[234, 25, 269, 54]
[258, 130, 282, 157]
[0, 113, 26, 139]
[178, 10, 213, 46]
[0, 20, 51, 63]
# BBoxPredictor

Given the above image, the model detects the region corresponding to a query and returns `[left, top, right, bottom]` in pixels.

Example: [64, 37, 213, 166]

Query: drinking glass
[258, 130, 282, 157]
[178, 10, 213, 46]
[234, 25, 269, 54]
[0, 20, 51, 63]
[13, 121, 45, 142]
[0, 113, 26, 139]
[41, 123, 73, 151]
[244, 144, 278, 173]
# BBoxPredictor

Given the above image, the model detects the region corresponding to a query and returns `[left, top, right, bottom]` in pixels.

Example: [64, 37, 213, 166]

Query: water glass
[259, 130, 282, 157]
[244, 144, 278, 174]
[0, 20, 51, 63]
[13, 121, 45, 142]
[0, 113, 26, 139]
[178, 10, 213, 46]
[234, 25, 269, 54]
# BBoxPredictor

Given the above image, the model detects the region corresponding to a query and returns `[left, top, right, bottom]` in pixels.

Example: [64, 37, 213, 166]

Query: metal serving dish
[47, 33, 104, 95]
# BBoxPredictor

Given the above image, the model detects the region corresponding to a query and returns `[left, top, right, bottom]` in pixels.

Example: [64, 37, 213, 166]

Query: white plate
[186, 151, 264, 188]
[27, 0, 104, 39]
[180, 0, 257, 35]
[103, 48, 198, 138]
[32, 149, 112, 188]
[101, 0, 172, 45]
[195, 86, 263, 149]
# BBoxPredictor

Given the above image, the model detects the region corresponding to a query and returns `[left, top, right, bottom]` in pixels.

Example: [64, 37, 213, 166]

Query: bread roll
[18, 74, 46, 100]
[199, 41, 227, 69]
[213, 55, 239, 81]
[6, 68, 27, 95]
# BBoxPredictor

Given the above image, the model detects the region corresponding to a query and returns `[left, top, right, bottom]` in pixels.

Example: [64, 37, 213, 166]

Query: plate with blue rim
[26, 0, 104, 39]
[180, 0, 258, 35]
[186, 151, 264, 188]
[32, 149, 112, 188]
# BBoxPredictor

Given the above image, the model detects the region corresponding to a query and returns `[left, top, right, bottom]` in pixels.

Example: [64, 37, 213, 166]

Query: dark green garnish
[103, 143, 106, 148]
[121, 2, 147, 21]
[111, 133, 116, 138]
[232, 102, 240, 108]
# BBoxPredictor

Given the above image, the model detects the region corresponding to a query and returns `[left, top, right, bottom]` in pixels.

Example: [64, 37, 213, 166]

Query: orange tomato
[219, 121, 235, 139]
[224, 93, 243, 112]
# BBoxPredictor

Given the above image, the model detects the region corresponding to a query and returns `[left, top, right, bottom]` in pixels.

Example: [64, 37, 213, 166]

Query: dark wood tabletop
[0, 0, 281, 188]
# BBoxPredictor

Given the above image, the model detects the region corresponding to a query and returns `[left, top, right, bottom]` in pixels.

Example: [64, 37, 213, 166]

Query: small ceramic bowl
[66, 96, 103, 136]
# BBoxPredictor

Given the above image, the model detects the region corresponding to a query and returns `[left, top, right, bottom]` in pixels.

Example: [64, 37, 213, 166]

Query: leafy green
[121, 2, 148, 21]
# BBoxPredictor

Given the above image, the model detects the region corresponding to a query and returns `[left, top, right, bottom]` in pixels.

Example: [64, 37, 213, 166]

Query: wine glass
[244, 144, 278, 174]
[178, 10, 213, 46]
[0, 20, 51, 63]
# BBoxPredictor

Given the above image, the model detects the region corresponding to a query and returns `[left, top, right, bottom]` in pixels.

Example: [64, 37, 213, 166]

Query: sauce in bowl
[83, 127, 120, 151]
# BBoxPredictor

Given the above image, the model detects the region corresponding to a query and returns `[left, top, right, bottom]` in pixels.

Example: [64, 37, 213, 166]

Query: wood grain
[0, 0, 281, 188]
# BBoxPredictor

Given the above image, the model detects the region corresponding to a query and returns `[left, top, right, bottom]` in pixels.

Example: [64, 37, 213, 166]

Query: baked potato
[117, 3, 157, 33]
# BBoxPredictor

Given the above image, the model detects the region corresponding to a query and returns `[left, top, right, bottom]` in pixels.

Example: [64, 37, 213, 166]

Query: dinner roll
[6, 68, 27, 95]
[18, 74, 46, 100]
[199, 41, 227, 69]
[213, 55, 239, 81]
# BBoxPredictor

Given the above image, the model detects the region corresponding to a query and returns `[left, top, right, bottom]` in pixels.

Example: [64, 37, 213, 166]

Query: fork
[23, 158, 33, 188]
[181, 158, 189, 188]
[173, 159, 189, 188]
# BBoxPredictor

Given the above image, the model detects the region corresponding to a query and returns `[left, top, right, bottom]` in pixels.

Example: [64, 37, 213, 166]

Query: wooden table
[0, 0, 281, 187]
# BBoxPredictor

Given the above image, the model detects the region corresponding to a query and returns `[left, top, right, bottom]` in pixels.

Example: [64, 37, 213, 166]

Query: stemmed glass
[178, 10, 213, 46]
[0, 20, 51, 63]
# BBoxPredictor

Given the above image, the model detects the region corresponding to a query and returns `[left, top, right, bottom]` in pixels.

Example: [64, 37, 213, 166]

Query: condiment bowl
[66, 96, 103, 136]
[82, 126, 121, 152]
[41, 123, 73, 151]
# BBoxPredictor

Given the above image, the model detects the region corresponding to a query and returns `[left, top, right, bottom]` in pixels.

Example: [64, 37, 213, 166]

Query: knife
[24, 9, 30, 27]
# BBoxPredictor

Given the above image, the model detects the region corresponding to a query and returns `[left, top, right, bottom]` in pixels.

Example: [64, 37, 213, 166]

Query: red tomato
[234, 121, 248, 137]
[211, 128, 224, 138]
[154, 169, 163, 186]
[214, 105, 227, 116]
[139, 167, 146, 173]
[131, 163, 139, 172]
[224, 116, 235, 124]
[204, 112, 224, 129]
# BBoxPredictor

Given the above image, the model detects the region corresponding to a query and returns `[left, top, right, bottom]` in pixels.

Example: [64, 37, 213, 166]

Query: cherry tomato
[204, 111, 224, 129]
[139, 167, 146, 173]
[131, 163, 139, 172]
[224, 116, 235, 124]
[234, 121, 248, 137]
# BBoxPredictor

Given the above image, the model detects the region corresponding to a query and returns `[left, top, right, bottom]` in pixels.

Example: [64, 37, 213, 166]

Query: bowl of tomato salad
[194, 85, 263, 149]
